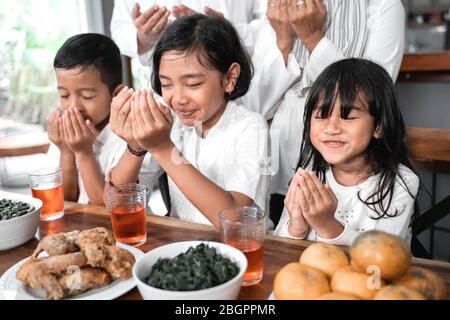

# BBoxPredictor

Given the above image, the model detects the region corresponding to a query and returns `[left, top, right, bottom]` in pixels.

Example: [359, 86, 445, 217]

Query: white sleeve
[230, 0, 267, 56]
[110, 0, 156, 65]
[138, 152, 163, 194]
[274, 207, 308, 240]
[242, 22, 301, 120]
[234, 19, 265, 57]
[111, 0, 138, 58]
[317, 173, 420, 246]
[102, 139, 127, 174]
[224, 117, 269, 212]
[361, 0, 405, 82]
[305, 0, 405, 82]
[252, 0, 267, 19]
[138, 48, 154, 67]
[46, 142, 61, 165]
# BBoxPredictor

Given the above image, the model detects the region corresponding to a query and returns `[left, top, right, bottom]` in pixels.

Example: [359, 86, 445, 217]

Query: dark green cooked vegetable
[0, 198, 35, 222]
[145, 243, 239, 291]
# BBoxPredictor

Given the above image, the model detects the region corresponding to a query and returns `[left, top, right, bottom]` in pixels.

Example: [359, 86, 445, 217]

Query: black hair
[297, 58, 416, 220]
[151, 13, 253, 101]
[54, 33, 122, 93]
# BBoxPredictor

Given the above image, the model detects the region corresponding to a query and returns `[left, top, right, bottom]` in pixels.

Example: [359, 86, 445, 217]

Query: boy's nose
[67, 97, 81, 110]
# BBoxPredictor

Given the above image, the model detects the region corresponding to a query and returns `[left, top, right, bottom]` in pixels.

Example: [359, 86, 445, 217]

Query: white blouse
[140, 101, 271, 225]
[274, 165, 420, 246]
[242, 0, 406, 196]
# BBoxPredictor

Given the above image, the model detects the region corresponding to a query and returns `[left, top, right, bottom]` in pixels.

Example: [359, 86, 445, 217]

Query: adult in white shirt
[111, 0, 267, 66]
[243, 0, 405, 224]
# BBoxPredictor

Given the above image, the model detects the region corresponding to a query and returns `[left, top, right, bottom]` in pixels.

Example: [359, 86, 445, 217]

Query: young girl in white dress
[275, 58, 419, 245]
[107, 14, 269, 229]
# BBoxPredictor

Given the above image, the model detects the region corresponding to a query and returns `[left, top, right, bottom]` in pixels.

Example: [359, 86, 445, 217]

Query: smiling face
[55, 66, 112, 128]
[158, 51, 234, 131]
[310, 95, 380, 171]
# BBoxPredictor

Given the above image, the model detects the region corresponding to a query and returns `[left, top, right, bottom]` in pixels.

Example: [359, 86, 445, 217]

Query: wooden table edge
[64, 202, 314, 246]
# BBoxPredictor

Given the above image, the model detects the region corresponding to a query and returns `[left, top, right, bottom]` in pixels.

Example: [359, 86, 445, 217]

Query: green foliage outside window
[0, 0, 81, 125]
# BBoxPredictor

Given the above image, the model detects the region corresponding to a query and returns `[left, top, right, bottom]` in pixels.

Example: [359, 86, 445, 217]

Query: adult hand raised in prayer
[267, 0, 297, 64]
[132, 3, 171, 55]
[287, 0, 326, 52]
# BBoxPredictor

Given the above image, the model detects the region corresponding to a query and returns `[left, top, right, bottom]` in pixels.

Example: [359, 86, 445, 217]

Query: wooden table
[0, 132, 50, 157]
[0, 118, 50, 157]
[1, 202, 450, 300]
[399, 51, 450, 82]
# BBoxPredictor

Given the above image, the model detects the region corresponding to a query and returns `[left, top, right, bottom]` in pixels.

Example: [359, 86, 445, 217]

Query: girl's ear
[112, 84, 126, 97]
[373, 123, 382, 139]
[224, 63, 241, 94]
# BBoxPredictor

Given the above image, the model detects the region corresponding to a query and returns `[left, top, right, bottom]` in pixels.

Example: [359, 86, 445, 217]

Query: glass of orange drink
[29, 167, 64, 221]
[220, 206, 266, 286]
[106, 183, 147, 246]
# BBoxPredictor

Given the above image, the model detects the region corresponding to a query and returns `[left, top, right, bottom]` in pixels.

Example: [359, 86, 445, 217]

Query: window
[0, 0, 87, 125]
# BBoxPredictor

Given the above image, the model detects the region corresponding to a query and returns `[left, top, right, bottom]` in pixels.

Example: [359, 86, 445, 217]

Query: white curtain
[78, 0, 105, 34]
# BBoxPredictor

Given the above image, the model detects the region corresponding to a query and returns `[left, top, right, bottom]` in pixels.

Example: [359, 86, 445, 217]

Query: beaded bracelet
[127, 144, 147, 157]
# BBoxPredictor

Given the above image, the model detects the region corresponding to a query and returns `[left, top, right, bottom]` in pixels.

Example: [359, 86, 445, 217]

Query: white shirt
[242, 0, 405, 195]
[111, 0, 267, 66]
[274, 165, 420, 246]
[140, 101, 270, 225]
[47, 124, 127, 204]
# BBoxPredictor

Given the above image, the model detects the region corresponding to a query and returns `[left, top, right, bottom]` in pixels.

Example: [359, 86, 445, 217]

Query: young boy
[46, 33, 126, 205]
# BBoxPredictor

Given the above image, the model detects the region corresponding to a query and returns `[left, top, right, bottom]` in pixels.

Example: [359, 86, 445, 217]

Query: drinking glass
[29, 167, 64, 221]
[220, 206, 265, 286]
[106, 183, 147, 246]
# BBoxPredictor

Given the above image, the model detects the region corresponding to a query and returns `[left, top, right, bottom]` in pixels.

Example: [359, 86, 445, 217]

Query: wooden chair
[407, 127, 450, 260]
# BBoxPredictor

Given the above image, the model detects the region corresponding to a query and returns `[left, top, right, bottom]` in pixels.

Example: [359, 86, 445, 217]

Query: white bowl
[133, 241, 247, 300]
[0, 191, 42, 251]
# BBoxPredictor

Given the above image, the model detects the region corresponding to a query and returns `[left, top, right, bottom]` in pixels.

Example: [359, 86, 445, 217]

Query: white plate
[0, 243, 143, 300]
[268, 292, 275, 300]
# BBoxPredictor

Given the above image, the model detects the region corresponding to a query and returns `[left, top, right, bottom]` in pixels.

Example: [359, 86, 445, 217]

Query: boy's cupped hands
[47, 109, 70, 153]
[47, 108, 98, 155]
[62, 108, 99, 155]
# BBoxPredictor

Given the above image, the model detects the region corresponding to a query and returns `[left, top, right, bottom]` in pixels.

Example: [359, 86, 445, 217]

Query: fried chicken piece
[36, 274, 66, 300]
[32, 230, 80, 258]
[16, 258, 43, 288]
[72, 243, 135, 280]
[17, 227, 133, 299]
[75, 227, 116, 266]
[32, 228, 115, 259]
[58, 267, 112, 298]
[35, 252, 88, 273]
[16, 252, 88, 289]
[76, 227, 115, 248]
[16, 258, 66, 300]
[102, 245, 136, 280]
[16, 255, 111, 300]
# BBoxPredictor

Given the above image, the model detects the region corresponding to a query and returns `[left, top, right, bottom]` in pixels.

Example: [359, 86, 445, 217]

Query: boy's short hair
[54, 33, 122, 93]
[152, 14, 253, 101]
